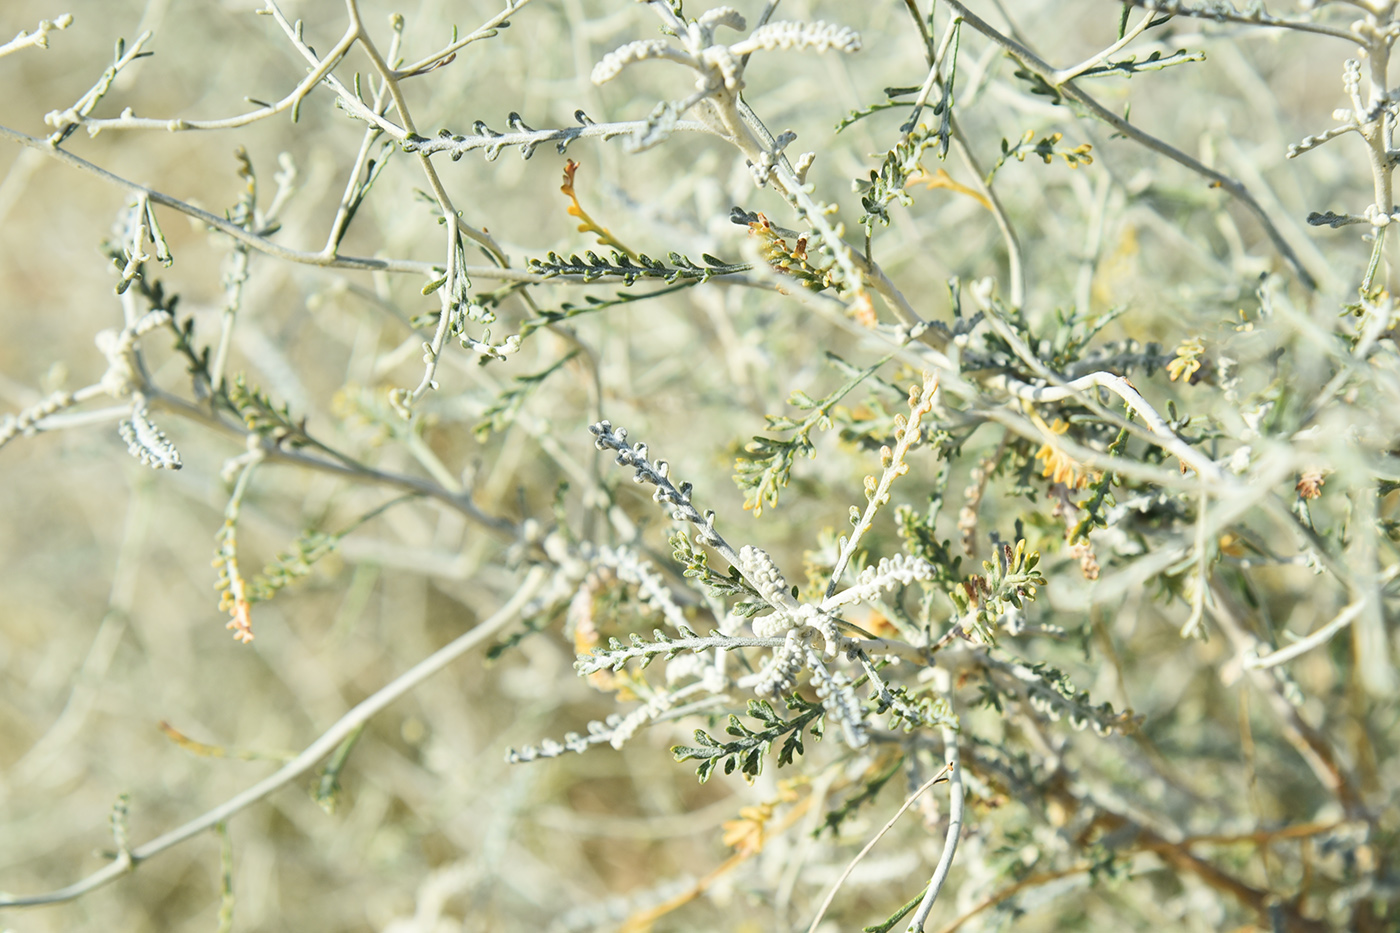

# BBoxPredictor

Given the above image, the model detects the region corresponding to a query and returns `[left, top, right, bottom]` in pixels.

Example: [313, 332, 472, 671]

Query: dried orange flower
[1034, 418, 1093, 490]
[1296, 469, 1326, 500]
[559, 159, 635, 258]
[721, 803, 774, 856]
[1070, 540, 1100, 580]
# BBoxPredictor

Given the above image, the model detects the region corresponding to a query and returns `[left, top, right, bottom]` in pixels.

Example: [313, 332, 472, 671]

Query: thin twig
[1207, 584, 1368, 818]
[825, 373, 939, 599]
[0, 122, 746, 285]
[1128, 0, 1359, 42]
[0, 13, 72, 59]
[908, 723, 964, 931]
[1052, 7, 1159, 85]
[143, 387, 516, 535]
[804, 763, 951, 933]
[394, 0, 539, 77]
[932, 819, 1345, 933]
[47, 25, 360, 135]
[939, 0, 1321, 289]
[1244, 564, 1400, 669]
[0, 566, 549, 908]
[0, 123, 432, 275]
[949, 121, 1025, 308]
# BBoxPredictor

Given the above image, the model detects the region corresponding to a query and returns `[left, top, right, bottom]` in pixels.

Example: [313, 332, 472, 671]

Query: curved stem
[805, 763, 951, 933]
[53, 25, 359, 134]
[940, 0, 1321, 290]
[909, 723, 964, 931]
[949, 120, 1024, 309]
[1128, 0, 1359, 42]
[143, 388, 516, 535]
[0, 122, 435, 275]
[0, 566, 549, 908]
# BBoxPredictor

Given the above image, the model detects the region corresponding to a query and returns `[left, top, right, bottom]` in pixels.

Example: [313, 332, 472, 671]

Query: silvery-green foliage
[0, 2, 1396, 932]
[116, 402, 181, 470]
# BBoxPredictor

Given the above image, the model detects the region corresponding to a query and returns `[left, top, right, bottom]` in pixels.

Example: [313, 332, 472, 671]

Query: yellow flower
[721, 803, 774, 856]
[1167, 336, 1206, 383]
[1034, 418, 1093, 490]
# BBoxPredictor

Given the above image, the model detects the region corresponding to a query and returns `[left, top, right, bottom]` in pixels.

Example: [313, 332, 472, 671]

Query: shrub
[0, 1, 1395, 931]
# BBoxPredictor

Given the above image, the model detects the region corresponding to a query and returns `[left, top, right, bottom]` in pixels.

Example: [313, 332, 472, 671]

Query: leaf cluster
[668, 530, 767, 613]
[735, 209, 835, 292]
[733, 354, 891, 515]
[671, 696, 824, 782]
[526, 248, 747, 284]
[951, 539, 1047, 643]
[558, 158, 636, 257]
[815, 753, 903, 837]
[988, 131, 1093, 184]
[247, 528, 340, 603]
[224, 376, 306, 445]
[855, 123, 941, 232]
[474, 351, 577, 441]
[1079, 47, 1205, 80]
[896, 498, 964, 594]
[574, 624, 706, 675]
[1070, 423, 1129, 544]
[1009, 658, 1141, 736]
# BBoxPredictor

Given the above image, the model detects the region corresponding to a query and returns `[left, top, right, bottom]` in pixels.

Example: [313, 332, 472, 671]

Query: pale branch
[0, 12, 73, 59]
[1207, 584, 1368, 819]
[44, 24, 360, 135]
[394, 0, 538, 77]
[401, 115, 722, 161]
[0, 566, 548, 908]
[949, 120, 1026, 310]
[908, 723, 964, 932]
[144, 388, 516, 535]
[0, 123, 433, 275]
[1129, 0, 1359, 42]
[804, 763, 951, 933]
[939, 0, 1322, 290]
[826, 373, 940, 600]
[1051, 6, 1161, 85]
[575, 632, 785, 675]
[0, 123, 761, 287]
[1243, 564, 1400, 670]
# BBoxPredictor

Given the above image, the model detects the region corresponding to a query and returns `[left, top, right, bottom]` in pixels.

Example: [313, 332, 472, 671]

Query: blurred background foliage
[0, 1, 1394, 931]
